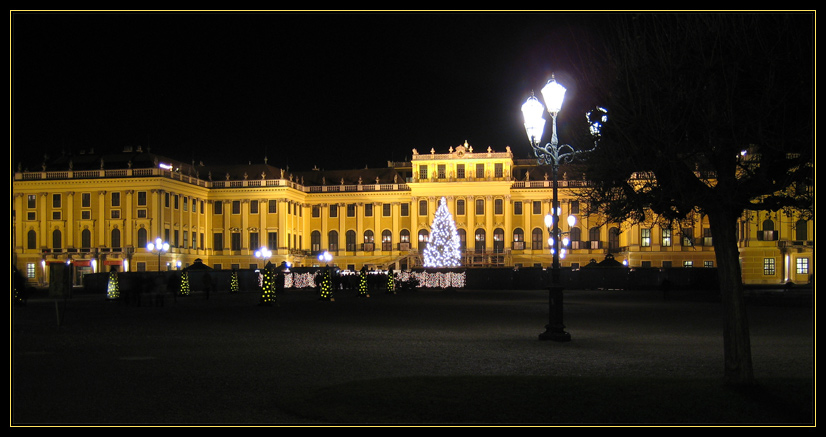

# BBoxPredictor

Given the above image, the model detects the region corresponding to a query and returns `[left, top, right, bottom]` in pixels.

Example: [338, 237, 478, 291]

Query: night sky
[12, 11, 608, 172]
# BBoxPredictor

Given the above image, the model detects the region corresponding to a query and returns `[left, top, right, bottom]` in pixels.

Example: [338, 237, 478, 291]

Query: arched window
[400, 229, 411, 251]
[27, 229, 37, 250]
[513, 228, 525, 250]
[474, 228, 486, 254]
[381, 230, 392, 251]
[493, 228, 504, 253]
[531, 228, 543, 250]
[82, 229, 93, 250]
[111, 228, 121, 249]
[457, 229, 466, 251]
[311, 230, 321, 252]
[570, 227, 582, 249]
[328, 230, 339, 252]
[52, 229, 62, 250]
[759, 219, 778, 241]
[418, 229, 429, 251]
[363, 230, 374, 251]
[609, 227, 621, 252]
[795, 219, 808, 241]
[345, 230, 357, 251]
[589, 227, 602, 249]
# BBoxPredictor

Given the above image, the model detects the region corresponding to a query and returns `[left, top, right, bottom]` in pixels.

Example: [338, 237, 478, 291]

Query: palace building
[12, 142, 813, 288]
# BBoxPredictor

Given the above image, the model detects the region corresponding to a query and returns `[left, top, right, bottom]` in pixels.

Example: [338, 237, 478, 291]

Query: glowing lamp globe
[521, 94, 546, 145]
[541, 77, 566, 114]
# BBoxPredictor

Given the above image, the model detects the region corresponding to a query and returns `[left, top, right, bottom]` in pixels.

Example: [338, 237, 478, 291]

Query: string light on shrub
[358, 267, 370, 297]
[259, 262, 276, 306]
[179, 271, 191, 296]
[230, 270, 239, 293]
[106, 267, 120, 299]
[319, 268, 334, 301]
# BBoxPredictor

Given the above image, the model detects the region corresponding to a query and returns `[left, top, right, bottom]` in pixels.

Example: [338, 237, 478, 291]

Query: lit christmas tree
[358, 266, 370, 297]
[319, 267, 334, 301]
[229, 270, 239, 293]
[179, 271, 191, 296]
[106, 267, 120, 299]
[423, 197, 462, 267]
[259, 262, 276, 306]
[386, 270, 396, 294]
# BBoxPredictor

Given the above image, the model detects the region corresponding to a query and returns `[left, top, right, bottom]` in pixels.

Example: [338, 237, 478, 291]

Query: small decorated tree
[229, 269, 239, 294]
[386, 270, 396, 294]
[106, 266, 120, 299]
[358, 266, 369, 297]
[179, 271, 191, 296]
[259, 262, 276, 306]
[423, 197, 462, 268]
[319, 267, 334, 301]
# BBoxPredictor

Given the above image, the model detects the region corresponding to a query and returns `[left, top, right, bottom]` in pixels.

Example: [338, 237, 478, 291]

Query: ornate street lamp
[317, 251, 335, 301]
[318, 251, 333, 265]
[522, 74, 592, 342]
[146, 237, 170, 272]
[255, 246, 272, 265]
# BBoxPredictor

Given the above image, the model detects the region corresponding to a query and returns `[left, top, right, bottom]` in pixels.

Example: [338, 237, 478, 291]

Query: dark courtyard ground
[11, 286, 814, 426]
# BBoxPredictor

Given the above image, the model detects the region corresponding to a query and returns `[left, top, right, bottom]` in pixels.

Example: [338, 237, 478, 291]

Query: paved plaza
[12, 286, 814, 425]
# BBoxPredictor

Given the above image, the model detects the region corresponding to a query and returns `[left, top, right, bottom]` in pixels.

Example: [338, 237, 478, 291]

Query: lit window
[796, 258, 809, 275]
[641, 229, 651, 247]
[763, 258, 776, 276]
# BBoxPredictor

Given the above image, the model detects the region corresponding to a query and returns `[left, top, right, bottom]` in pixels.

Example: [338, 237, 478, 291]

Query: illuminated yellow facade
[12, 143, 813, 287]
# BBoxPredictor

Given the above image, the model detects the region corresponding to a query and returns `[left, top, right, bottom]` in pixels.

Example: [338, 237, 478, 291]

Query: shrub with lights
[106, 267, 120, 299]
[423, 197, 462, 268]
[179, 271, 191, 296]
[259, 262, 276, 306]
[358, 266, 370, 297]
[319, 267, 334, 301]
[386, 270, 396, 294]
[230, 269, 239, 293]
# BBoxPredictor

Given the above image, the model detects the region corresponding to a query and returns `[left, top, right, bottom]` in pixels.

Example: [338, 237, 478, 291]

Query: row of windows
[27, 192, 149, 209]
[27, 228, 205, 251]
[418, 163, 506, 180]
[22, 194, 811, 242]
[24, 225, 714, 253]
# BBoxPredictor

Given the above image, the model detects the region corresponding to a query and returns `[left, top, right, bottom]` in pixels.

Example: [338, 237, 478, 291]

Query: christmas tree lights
[358, 266, 370, 297]
[229, 270, 239, 293]
[179, 271, 190, 296]
[423, 197, 462, 268]
[106, 268, 120, 299]
[386, 271, 396, 294]
[319, 267, 334, 300]
[259, 262, 276, 306]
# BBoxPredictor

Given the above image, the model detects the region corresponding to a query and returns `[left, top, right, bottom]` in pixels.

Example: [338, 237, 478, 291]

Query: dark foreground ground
[11, 287, 814, 426]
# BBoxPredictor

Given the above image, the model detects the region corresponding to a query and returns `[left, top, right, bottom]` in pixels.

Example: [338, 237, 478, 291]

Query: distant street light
[318, 251, 333, 265]
[146, 237, 170, 272]
[522, 74, 594, 342]
[255, 245, 273, 261]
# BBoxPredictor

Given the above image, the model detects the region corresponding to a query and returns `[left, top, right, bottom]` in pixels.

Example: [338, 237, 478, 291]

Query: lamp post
[255, 246, 272, 265]
[318, 251, 333, 266]
[317, 251, 334, 301]
[146, 237, 170, 272]
[521, 74, 587, 342]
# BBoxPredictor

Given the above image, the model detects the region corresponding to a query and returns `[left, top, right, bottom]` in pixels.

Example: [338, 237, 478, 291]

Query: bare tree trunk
[707, 208, 755, 386]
